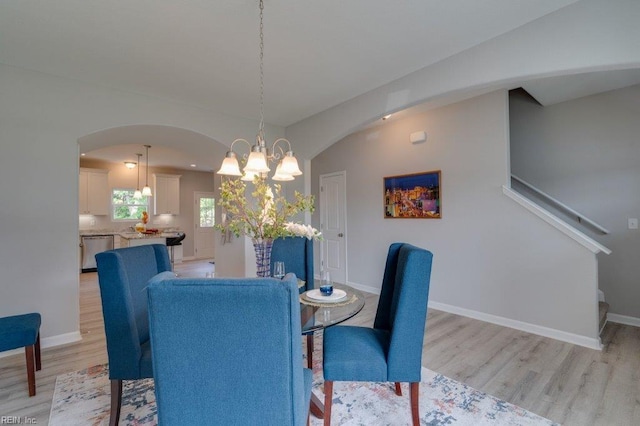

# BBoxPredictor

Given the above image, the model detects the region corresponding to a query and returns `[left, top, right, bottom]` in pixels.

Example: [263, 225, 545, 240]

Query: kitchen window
[112, 189, 149, 221]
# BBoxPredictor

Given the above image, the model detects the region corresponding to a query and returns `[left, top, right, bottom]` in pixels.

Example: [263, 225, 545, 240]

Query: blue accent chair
[271, 236, 314, 292]
[270, 236, 316, 367]
[322, 243, 433, 426]
[147, 273, 312, 425]
[95, 244, 173, 426]
[0, 313, 42, 396]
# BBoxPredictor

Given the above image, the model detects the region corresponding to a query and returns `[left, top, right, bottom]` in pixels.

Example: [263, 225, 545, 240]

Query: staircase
[599, 301, 609, 334]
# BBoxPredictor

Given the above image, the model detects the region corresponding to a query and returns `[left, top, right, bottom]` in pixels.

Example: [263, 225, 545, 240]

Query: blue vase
[252, 238, 274, 277]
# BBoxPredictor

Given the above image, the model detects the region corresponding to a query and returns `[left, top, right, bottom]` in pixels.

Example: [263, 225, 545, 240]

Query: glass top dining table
[299, 284, 365, 333]
[299, 283, 365, 420]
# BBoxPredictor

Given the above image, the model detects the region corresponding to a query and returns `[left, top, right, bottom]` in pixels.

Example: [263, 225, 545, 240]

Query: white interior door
[320, 171, 347, 284]
[194, 192, 216, 260]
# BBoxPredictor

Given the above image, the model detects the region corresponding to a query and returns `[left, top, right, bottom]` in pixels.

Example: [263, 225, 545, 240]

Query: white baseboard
[429, 301, 602, 350]
[318, 280, 602, 350]
[607, 313, 640, 327]
[346, 280, 381, 295]
[0, 331, 82, 359]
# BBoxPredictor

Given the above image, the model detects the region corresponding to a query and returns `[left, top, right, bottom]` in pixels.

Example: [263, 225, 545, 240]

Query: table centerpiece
[217, 176, 321, 277]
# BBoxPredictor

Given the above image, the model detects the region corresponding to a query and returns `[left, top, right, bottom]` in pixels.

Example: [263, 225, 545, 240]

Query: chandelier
[216, 0, 302, 182]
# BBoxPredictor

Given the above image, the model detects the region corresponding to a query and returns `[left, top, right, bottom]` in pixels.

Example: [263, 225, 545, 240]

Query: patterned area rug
[50, 350, 558, 426]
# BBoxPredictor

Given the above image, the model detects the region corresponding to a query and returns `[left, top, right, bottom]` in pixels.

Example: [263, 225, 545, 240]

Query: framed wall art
[384, 170, 441, 219]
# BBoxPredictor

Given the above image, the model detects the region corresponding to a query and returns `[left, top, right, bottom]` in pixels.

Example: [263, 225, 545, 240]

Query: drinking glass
[273, 261, 285, 279]
[320, 270, 333, 296]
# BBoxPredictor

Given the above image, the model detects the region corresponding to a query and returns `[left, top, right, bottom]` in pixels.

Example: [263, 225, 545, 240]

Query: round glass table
[299, 284, 365, 419]
[300, 284, 365, 333]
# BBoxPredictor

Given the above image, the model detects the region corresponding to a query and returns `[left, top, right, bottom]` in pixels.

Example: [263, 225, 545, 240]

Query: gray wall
[0, 62, 271, 343]
[311, 91, 600, 346]
[510, 85, 640, 319]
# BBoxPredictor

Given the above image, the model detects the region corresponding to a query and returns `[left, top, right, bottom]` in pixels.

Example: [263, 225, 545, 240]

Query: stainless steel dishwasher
[80, 235, 114, 272]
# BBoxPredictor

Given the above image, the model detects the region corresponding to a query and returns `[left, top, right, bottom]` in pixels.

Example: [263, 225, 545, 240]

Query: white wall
[312, 91, 600, 347]
[0, 64, 278, 343]
[510, 85, 640, 320]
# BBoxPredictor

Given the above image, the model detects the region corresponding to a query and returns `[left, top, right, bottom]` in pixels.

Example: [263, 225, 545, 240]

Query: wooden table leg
[309, 391, 324, 419]
[306, 334, 314, 369]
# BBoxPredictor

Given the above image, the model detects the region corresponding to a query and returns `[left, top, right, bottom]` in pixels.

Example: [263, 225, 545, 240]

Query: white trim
[502, 186, 611, 255]
[344, 283, 602, 349]
[608, 313, 640, 328]
[429, 300, 602, 350]
[0, 331, 82, 359]
[347, 280, 381, 295]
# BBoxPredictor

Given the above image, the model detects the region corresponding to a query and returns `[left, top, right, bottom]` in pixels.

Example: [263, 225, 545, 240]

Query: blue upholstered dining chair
[95, 244, 173, 426]
[147, 273, 312, 426]
[322, 243, 433, 426]
[270, 236, 316, 367]
[270, 236, 314, 292]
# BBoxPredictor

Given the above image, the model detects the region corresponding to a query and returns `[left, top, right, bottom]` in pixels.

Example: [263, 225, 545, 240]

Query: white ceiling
[0, 0, 576, 127]
[8, 0, 636, 171]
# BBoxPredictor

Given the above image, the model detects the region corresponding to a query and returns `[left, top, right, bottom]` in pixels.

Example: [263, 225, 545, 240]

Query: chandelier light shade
[133, 153, 143, 199]
[216, 0, 302, 182]
[217, 152, 243, 176]
[280, 152, 302, 176]
[272, 161, 294, 181]
[142, 145, 152, 197]
[244, 147, 270, 174]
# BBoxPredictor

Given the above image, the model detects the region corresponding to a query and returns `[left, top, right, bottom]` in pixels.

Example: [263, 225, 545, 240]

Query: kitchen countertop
[80, 230, 181, 238]
[119, 232, 180, 240]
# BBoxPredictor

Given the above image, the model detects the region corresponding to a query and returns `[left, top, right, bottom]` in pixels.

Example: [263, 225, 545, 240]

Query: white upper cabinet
[153, 173, 181, 215]
[79, 168, 109, 215]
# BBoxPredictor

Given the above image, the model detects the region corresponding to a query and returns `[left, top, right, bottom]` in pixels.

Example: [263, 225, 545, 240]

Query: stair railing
[511, 174, 609, 235]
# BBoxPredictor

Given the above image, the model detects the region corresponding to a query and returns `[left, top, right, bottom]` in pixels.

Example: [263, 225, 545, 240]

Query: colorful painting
[384, 170, 441, 219]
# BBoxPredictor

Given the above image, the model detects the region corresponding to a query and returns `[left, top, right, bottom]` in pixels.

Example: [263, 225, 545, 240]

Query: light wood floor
[1, 260, 639, 425]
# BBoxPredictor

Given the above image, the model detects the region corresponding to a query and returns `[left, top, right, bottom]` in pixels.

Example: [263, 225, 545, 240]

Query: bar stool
[165, 232, 185, 269]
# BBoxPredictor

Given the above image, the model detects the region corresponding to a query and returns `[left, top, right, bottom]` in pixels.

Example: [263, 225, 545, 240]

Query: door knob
[338, 233, 344, 237]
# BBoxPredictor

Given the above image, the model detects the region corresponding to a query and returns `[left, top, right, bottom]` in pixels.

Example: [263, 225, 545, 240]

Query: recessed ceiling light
[382, 114, 392, 120]
[80, 153, 86, 156]
[190, 164, 197, 168]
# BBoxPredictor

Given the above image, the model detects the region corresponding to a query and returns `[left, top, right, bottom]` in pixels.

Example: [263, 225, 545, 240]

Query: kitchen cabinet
[79, 168, 109, 215]
[153, 173, 181, 215]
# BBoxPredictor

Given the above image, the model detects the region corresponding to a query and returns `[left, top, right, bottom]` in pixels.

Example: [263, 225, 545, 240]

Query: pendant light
[142, 145, 152, 197]
[216, 0, 302, 181]
[133, 153, 143, 199]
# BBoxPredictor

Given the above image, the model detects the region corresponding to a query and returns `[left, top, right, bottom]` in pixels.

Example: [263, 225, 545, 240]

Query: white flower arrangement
[284, 222, 322, 240]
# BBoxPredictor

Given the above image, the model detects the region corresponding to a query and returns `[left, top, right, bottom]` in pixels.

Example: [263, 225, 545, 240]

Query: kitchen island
[119, 232, 168, 248]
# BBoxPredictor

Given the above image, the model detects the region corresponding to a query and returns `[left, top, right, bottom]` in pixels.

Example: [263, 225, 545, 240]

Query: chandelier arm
[271, 138, 292, 154]
[271, 144, 287, 161]
[230, 138, 253, 153]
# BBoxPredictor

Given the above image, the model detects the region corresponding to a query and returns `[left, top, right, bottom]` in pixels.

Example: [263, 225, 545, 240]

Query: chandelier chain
[258, 0, 265, 138]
